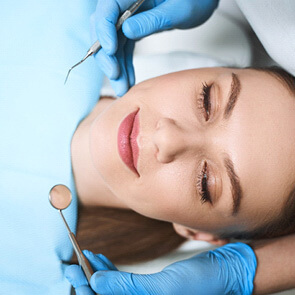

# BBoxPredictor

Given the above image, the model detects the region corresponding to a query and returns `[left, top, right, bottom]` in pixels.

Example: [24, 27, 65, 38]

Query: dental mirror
[49, 184, 72, 210]
[49, 184, 98, 293]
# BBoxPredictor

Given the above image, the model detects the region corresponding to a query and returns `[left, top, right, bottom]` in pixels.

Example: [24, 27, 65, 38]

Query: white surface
[236, 0, 295, 77]
[134, 4, 252, 68]
[118, 240, 214, 274]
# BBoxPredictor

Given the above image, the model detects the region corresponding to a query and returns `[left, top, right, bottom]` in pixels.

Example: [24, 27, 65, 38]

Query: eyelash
[197, 161, 212, 204]
[198, 82, 212, 121]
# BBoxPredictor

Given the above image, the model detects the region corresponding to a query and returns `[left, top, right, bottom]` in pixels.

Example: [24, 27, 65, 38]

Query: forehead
[228, 69, 295, 224]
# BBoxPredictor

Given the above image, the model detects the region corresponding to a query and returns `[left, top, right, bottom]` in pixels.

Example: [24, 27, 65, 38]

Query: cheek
[123, 163, 196, 222]
[128, 77, 195, 118]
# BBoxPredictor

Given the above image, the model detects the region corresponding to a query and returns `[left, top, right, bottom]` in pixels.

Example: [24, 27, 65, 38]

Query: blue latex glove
[65, 243, 257, 295]
[91, 0, 219, 96]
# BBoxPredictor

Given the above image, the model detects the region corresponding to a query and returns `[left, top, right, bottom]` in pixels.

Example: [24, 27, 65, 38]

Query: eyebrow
[224, 156, 243, 215]
[221, 74, 242, 215]
[223, 73, 241, 119]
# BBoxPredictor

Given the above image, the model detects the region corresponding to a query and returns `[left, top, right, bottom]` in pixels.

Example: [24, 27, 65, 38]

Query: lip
[117, 109, 140, 176]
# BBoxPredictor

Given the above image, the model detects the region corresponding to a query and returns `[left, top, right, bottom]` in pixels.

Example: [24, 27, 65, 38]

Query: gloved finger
[91, 13, 120, 80]
[125, 38, 135, 88]
[65, 265, 88, 288]
[212, 242, 257, 294]
[109, 67, 129, 97]
[110, 31, 135, 91]
[93, 1, 119, 55]
[122, 0, 218, 39]
[122, 1, 175, 39]
[94, 0, 135, 55]
[90, 271, 148, 295]
[75, 285, 95, 295]
[110, 32, 131, 96]
[83, 250, 118, 271]
[94, 48, 120, 80]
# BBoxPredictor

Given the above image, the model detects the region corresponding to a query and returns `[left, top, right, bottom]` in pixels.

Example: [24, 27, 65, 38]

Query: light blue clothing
[0, 1, 103, 294]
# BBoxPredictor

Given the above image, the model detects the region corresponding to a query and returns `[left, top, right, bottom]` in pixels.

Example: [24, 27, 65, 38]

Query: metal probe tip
[64, 68, 73, 85]
[64, 52, 92, 85]
[64, 0, 146, 85]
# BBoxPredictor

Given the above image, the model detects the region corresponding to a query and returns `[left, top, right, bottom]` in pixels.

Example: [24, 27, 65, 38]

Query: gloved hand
[65, 242, 257, 295]
[91, 0, 219, 96]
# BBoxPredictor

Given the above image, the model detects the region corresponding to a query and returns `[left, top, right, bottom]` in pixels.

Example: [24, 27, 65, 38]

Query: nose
[153, 117, 201, 163]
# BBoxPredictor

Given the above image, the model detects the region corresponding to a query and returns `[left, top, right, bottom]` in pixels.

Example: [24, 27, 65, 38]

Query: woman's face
[89, 68, 295, 235]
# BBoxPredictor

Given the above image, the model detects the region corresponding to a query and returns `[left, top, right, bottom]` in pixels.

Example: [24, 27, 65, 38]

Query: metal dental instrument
[64, 0, 146, 84]
[49, 185, 100, 295]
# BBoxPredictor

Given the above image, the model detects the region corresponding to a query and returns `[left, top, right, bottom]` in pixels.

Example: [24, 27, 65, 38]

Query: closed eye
[198, 82, 212, 121]
[197, 161, 212, 204]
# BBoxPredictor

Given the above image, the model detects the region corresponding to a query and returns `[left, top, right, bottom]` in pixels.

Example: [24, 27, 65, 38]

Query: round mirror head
[49, 184, 72, 210]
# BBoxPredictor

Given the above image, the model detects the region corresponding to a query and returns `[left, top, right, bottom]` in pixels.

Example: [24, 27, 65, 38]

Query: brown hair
[219, 187, 295, 240]
[254, 66, 295, 96]
[73, 205, 185, 265]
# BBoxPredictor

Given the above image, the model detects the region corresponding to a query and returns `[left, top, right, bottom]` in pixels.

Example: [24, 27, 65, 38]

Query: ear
[172, 223, 229, 246]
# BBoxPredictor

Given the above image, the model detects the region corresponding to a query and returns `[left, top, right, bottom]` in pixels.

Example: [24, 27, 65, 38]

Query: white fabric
[133, 4, 252, 67]
[236, 0, 295, 76]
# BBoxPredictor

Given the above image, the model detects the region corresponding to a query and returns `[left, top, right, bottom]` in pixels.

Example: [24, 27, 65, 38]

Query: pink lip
[118, 109, 140, 176]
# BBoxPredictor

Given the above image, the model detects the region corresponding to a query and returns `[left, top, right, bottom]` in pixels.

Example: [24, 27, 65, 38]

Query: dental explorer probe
[64, 0, 146, 84]
[49, 185, 100, 295]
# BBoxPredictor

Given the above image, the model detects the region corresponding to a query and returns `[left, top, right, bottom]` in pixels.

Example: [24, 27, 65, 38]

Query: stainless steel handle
[68, 232, 100, 295]
[59, 210, 100, 294]
[68, 232, 94, 281]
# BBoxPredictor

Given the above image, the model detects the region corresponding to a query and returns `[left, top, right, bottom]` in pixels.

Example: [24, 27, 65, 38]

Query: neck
[71, 98, 127, 208]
